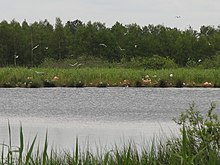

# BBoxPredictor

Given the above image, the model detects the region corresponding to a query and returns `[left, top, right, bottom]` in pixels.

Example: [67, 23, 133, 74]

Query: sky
[0, 0, 220, 30]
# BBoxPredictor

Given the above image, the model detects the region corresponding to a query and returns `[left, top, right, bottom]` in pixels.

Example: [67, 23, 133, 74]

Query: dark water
[0, 88, 219, 150]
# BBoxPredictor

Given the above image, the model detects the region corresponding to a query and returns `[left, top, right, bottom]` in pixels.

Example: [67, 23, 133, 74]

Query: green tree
[123, 23, 142, 60]
[111, 22, 127, 60]
[174, 31, 196, 66]
[53, 17, 69, 60]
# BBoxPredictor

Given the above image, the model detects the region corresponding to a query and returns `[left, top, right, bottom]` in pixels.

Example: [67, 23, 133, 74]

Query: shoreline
[0, 83, 216, 88]
[0, 67, 219, 88]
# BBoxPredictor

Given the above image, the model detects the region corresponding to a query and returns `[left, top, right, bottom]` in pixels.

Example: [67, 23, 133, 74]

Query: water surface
[0, 88, 219, 150]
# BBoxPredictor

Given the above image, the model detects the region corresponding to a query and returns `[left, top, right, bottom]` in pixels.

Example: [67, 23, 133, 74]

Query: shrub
[143, 55, 178, 70]
[173, 103, 220, 164]
[199, 52, 220, 69]
[39, 58, 57, 68]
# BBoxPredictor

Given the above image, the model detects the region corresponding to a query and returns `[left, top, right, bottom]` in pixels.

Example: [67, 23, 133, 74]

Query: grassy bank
[0, 67, 220, 88]
[1, 103, 220, 164]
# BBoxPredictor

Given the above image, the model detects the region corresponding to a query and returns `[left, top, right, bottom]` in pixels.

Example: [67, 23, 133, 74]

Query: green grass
[1, 104, 220, 164]
[0, 67, 219, 88]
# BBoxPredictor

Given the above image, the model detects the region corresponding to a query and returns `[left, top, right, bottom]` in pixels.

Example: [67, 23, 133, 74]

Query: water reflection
[0, 88, 219, 150]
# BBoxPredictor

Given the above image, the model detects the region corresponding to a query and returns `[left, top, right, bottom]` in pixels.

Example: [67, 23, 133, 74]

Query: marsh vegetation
[0, 67, 219, 88]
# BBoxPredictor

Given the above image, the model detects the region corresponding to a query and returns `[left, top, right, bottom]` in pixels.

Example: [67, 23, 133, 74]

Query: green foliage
[123, 55, 178, 69]
[199, 51, 220, 69]
[39, 58, 57, 68]
[1, 19, 220, 67]
[142, 55, 178, 69]
[0, 67, 219, 87]
[39, 56, 113, 68]
[173, 103, 220, 164]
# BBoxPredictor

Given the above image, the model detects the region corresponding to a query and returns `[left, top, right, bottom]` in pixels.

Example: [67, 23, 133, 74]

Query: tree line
[0, 17, 220, 67]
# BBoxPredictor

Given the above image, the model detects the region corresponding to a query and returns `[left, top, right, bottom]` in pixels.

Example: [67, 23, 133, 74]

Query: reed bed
[0, 67, 220, 88]
[1, 104, 220, 164]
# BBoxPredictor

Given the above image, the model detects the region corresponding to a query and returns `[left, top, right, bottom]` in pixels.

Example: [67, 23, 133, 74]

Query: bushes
[39, 56, 113, 68]
[39, 55, 179, 70]
[198, 51, 220, 69]
[38, 53, 220, 70]
[172, 103, 220, 164]
[143, 55, 178, 70]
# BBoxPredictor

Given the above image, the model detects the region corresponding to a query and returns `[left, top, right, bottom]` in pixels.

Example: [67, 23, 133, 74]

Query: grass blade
[43, 131, 48, 165]
[1, 142, 4, 165]
[7, 120, 12, 164]
[25, 134, 37, 164]
[18, 122, 24, 165]
[125, 144, 131, 165]
[104, 152, 109, 165]
[75, 137, 79, 165]
[182, 124, 187, 164]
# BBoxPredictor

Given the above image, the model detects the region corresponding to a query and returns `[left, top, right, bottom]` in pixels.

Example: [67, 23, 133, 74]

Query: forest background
[0, 18, 220, 69]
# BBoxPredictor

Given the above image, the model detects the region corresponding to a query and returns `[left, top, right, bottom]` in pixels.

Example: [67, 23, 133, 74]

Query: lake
[0, 87, 219, 151]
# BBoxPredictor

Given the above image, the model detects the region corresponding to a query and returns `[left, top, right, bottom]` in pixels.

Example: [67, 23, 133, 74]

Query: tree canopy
[0, 18, 220, 68]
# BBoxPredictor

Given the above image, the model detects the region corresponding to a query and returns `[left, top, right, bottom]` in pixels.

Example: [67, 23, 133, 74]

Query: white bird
[14, 55, 19, 59]
[69, 62, 78, 67]
[119, 46, 125, 51]
[76, 63, 82, 67]
[134, 45, 137, 48]
[32, 45, 39, 50]
[195, 34, 200, 39]
[99, 43, 107, 47]
[176, 16, 181, 18]
[45, 47, 49, 50]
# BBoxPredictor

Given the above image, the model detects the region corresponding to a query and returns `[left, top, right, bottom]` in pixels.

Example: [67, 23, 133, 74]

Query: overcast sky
[1, 0, 220, 30]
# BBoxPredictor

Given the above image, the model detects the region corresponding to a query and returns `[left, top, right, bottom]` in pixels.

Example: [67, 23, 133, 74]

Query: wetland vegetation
[1, 18, 220, 88]
[0, 67, 220, 88]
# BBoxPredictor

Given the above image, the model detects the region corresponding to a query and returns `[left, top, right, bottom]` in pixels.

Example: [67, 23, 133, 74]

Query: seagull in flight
[76, 63, 82, 68]
[32, 45, 39, 50]
[119, 46, 125, 51]
[176, 16, 181, 18]
[99, 43, 107, 47]
[69, 62, 78, 67]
